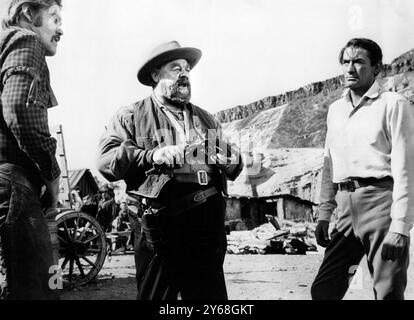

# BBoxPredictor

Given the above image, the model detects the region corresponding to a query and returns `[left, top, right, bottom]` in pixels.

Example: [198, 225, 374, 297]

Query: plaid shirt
[0, 27, 60, 181]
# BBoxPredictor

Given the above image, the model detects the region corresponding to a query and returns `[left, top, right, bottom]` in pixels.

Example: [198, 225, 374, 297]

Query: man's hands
[153, 145, 184, 167]
[42, 176, 60, 219]
[315, 220, 331, 248]
[315, 224, 409, 260]
[381, 232, 409, 261]
[212, 153, 238, 168]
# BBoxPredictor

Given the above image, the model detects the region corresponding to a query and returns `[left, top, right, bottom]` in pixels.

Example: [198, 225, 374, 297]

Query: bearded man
[97, 41, 243, 300]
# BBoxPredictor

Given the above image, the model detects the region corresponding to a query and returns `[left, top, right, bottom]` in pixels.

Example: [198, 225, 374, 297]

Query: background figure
[70, 189, 83, 211]
[110, 201, 133, 252]
[80, 193, 100, 217]
[113, 201, 131, 232]
[96, 184, 118, 232]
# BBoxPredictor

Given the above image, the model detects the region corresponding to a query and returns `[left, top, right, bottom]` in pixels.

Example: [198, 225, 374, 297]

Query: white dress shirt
[319, 81, 414, 236]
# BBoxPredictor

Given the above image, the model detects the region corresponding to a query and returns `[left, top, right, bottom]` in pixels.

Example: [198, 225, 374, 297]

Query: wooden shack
[59, 169, 99, 207]
[225, 194, 315, 230]
[225, 149, 324, 230]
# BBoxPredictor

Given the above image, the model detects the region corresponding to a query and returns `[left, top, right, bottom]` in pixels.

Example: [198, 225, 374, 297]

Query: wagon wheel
[56, 211, 107, 288]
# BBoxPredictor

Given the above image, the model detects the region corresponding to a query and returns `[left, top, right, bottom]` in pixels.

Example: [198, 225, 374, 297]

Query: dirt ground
[61, 246, 414, 300]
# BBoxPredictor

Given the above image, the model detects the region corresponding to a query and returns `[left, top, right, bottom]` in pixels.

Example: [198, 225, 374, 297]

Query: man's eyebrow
[170, 62, 190, 68]
[50, 11, 61, 19]
[343, 57, 366, 62]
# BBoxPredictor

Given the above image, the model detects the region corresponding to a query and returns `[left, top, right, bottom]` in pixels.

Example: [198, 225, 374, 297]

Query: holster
[140, 186, 219, 251]
[141, 207, 165, 251]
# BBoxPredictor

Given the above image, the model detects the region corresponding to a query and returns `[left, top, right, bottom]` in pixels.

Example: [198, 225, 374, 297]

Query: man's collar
[151, 93, 164, 108]
[342, 80, 381, 102]
[363, 80, 381, 99]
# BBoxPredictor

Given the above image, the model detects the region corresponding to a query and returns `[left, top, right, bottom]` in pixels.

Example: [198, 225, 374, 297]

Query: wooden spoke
[82, 233, 100, 244]
[75, 257, 86, 278]
[81, 256, 97, 268]
[61, 257, 69, 270]
[69, 259, 74, 283]
[57, 235, 68, 245]
[73, 217, 80, 240]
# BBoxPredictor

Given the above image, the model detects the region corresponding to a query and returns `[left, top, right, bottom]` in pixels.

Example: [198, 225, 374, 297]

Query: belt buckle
[197, 171, 208, 186]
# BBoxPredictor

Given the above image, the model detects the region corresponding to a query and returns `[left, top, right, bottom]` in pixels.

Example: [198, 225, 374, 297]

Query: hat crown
[150, 41, 182, 60]
[138, 40, 202, 86]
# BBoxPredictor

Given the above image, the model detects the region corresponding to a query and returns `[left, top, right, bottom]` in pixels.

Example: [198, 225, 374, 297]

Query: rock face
[222, 49, 414, 204]
[216, 76, 343, 129]
[216, 48, 414, 126]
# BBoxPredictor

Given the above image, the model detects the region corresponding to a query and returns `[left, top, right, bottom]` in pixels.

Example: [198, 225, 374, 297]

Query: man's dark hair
[2, 0, 62, 29]
[339, 38, 383, 66]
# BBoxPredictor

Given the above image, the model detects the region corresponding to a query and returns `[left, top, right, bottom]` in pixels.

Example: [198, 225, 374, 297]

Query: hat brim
[138, 47, 202, 86]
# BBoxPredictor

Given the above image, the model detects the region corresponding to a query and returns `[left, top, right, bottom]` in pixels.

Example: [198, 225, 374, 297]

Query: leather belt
[148, 186, 219, 217]
[173, 171, 213, 186]
[335, 176, 393, 192]
[0, 163, 42, 195]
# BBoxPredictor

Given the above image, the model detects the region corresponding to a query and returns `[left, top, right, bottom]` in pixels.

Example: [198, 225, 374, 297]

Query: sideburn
[32, 12, 43, 27]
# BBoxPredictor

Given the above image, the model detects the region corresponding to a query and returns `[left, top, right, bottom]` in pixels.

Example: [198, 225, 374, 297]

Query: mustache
[175, 77, 190, 86]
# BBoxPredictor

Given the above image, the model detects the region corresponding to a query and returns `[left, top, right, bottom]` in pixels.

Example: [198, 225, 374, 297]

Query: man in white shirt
[311, 38, 414, 300]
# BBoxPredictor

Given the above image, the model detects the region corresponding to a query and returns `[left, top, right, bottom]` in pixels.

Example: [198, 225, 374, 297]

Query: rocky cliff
[217, 48, 414, 126]
[223, 49, 414, 203]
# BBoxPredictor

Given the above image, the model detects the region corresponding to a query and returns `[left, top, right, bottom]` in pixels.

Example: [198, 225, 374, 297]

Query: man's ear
[151, 70, 160, 84]
[374, 61, 383, 77]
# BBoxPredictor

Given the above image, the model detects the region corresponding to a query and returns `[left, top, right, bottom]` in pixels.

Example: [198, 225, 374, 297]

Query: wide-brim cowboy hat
[138, 41, 202, 87]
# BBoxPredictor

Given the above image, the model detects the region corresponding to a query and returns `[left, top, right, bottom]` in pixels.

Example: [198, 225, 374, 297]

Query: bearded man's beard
[158, 77, 192, 106]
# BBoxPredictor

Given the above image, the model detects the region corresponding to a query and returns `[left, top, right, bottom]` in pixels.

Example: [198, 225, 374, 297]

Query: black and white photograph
[1, 0, 414, 307]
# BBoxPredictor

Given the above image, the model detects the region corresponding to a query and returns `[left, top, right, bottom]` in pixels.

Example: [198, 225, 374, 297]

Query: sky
[1, 0, 414, 176]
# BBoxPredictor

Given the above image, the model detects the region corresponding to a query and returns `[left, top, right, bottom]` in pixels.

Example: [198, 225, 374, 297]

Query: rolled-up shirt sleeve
[318, 142, 337, 222]
[388, 98, 414, 236]
[97, 105, 155, 182]
[1, 34, 60, 180]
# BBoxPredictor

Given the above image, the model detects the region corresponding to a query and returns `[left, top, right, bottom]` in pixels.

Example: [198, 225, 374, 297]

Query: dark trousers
[134, 188, 228, 301]
[311, 185, 410, 300]
[0, 166, 58, 300]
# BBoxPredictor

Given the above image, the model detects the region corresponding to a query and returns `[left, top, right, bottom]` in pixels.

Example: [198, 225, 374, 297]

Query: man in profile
[0, 0, 64, 299]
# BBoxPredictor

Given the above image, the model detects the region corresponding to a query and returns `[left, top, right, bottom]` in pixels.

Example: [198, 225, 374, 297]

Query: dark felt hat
[137, 40, 202, 87]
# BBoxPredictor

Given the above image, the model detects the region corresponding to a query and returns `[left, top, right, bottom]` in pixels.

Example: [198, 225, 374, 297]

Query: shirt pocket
[28, 79, 51, 109]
